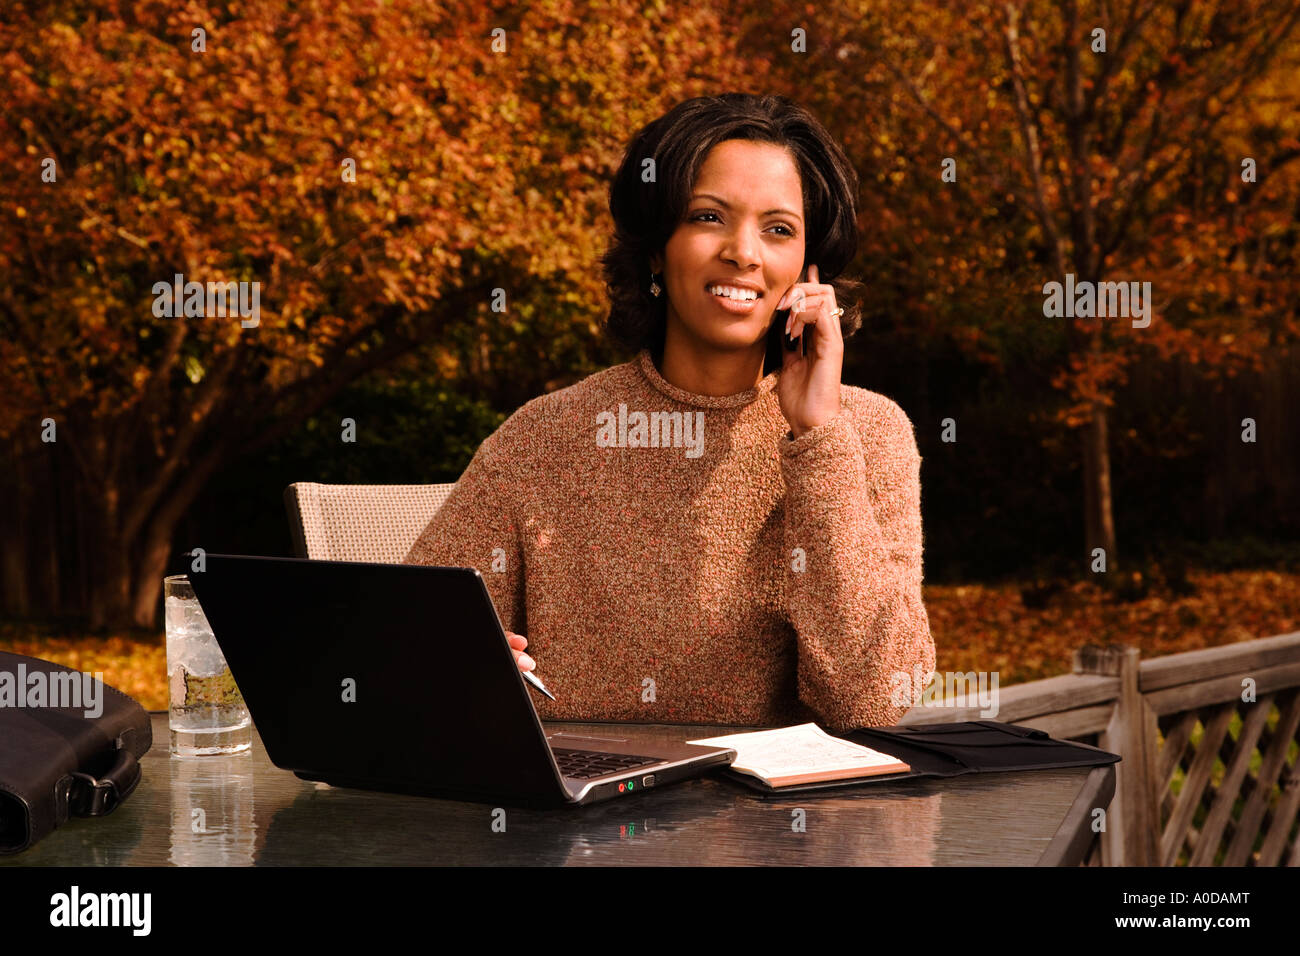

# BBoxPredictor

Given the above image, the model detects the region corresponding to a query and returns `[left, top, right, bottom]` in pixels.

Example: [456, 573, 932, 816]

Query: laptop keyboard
[552, 748, 661, 780]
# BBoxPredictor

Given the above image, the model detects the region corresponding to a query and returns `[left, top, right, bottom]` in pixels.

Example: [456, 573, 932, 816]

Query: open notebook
[688, 723, 910, 788]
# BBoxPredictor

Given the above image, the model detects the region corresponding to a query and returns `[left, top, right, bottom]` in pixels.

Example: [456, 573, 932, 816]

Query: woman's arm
[778, 398, 936, 732]
[402, 436, 526, 637]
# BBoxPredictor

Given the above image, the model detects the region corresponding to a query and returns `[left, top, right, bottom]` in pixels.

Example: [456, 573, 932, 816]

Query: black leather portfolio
[0, 651, 153, 854]
[724, 719, 1121, 796]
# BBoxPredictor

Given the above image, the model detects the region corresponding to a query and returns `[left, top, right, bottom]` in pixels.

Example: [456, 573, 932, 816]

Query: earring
[650, 272, 662, 297]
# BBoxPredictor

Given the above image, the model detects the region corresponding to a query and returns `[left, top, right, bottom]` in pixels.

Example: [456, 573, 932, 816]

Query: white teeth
[709, 285, 759, 301]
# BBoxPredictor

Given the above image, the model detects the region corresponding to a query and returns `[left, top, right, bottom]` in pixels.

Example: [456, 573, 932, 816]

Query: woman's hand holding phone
[775, 263, 845, 438]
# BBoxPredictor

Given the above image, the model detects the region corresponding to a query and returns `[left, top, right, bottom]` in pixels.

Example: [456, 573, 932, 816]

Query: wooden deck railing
[899, 631, 1300, 866]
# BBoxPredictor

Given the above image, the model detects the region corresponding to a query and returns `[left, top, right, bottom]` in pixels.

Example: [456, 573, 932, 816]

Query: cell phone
[776, 265, 810, 356]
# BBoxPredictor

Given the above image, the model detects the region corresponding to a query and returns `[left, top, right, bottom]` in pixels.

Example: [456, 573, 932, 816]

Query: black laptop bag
[0, 651, 153, 854]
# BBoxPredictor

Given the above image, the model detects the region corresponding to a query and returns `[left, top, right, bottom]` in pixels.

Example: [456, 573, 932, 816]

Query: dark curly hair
[600, 92, 866, 375]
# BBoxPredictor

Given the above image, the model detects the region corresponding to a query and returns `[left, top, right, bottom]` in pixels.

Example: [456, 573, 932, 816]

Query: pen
[522, 668, 556, 701]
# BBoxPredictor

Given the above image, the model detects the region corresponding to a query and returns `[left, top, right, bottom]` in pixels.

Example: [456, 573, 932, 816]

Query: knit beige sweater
[403, 349, 935, 731]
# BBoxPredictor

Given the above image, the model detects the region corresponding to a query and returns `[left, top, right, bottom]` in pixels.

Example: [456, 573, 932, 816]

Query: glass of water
[165, 574, 252, 756]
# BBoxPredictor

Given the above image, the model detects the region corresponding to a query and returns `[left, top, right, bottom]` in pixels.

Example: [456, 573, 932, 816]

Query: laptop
[184, 554, 736, 807]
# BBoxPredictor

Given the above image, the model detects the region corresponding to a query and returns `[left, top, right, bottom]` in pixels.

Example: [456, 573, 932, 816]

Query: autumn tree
[0, 0, 744, 629]
[761, 0, 1300, 574]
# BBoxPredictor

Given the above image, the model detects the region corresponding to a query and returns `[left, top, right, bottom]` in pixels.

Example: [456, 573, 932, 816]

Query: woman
[404, 92, 935, 731]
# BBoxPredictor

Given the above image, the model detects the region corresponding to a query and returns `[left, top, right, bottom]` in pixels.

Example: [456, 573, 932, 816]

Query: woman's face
[653, 139, 806, 356]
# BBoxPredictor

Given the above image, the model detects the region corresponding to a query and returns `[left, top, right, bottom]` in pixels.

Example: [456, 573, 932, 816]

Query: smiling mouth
[706, 284, 765, 302]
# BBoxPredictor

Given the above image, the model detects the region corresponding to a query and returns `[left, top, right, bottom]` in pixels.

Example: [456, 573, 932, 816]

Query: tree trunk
[129, 472, 217, 629]
[128, 422, 239, 630]
[84, 494, 134, 632]
[131, 521, 175, 629]
[80, 416, 127, 631]
[1082, 400, 1118, 574]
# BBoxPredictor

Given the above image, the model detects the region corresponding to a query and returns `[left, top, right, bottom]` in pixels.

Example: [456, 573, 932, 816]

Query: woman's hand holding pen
[776, 263, 844, 439]
[507, 630, 557, 700]
[506, 631, 534, 671]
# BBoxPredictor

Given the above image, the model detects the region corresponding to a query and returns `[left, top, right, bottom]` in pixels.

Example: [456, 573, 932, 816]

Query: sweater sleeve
[778, 398, 936, 731]
[401, 431, 526, 636]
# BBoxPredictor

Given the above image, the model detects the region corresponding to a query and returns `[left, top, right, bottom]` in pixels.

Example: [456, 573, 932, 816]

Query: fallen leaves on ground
[0, 630, 168, 711]
[927, 569, 1300, 684]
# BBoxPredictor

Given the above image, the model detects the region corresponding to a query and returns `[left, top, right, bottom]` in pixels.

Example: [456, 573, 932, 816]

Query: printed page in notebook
[687, 723, 905, 779]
